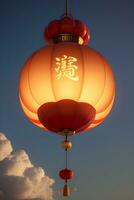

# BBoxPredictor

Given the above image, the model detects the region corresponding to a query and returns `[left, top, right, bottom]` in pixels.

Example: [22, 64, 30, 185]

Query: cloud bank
[0, 132, 54, 200]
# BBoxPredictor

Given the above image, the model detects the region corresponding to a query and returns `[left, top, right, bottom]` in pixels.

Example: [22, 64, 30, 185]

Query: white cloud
[0, 150, 33, 176]
[0, 133, 13, 161]
[0, 133, 54, 200]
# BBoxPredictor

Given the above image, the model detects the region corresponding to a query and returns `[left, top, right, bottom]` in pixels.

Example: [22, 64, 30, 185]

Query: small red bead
[59, 169, 74, 180]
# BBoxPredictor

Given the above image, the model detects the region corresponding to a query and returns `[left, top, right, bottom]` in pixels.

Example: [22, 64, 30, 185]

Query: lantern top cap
[44, 15, 90, 45]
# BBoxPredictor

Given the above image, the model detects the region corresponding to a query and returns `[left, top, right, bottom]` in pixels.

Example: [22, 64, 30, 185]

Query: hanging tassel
[63, 184, 71, 197]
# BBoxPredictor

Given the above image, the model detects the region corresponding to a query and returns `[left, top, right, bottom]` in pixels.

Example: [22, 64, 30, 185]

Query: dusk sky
[0, 0, 134, 200]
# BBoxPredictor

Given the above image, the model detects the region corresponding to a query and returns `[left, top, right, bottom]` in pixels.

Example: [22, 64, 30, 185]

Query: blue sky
[0, 0, 134, 199]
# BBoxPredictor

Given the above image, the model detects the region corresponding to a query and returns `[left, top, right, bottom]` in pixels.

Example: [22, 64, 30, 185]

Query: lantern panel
[28, 47, 55, 104]
[51, 43, 83, 101]
[19, 57, 39, 113]
[79, 47, 106, 105]
[94, 58, 115, 112]
[79, 46, 115, 114]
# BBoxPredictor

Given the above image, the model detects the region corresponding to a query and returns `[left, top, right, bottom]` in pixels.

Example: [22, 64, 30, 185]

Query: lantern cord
[65, 135, 68, 184]
[71, 0, 74, 17]
[65, 135, 68, 169]
[66, 149, 67, 168]
[65, 0, 68, 16]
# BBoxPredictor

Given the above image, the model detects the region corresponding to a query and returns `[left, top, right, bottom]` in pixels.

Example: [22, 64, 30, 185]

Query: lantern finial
[44, 16, 90, 45]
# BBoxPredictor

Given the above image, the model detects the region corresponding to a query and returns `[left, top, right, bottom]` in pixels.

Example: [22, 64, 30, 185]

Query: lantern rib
[93, 54, 107, 107]
[28, 56, 40, 106]
[95, 92, 115, 115]
[19, 93, 37, 114]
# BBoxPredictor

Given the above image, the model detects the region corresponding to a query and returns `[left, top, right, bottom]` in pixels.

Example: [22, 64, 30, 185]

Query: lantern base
[37, 99, 96, 135]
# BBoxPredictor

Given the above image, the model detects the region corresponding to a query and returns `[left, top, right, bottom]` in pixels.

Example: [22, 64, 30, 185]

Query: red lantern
[59, 169, 74, 180]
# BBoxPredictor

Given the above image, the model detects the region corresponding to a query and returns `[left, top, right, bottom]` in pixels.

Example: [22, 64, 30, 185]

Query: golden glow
[55, 55, 79, 81]
[19, 43, 115, 131]
[78, 37, 84, 45]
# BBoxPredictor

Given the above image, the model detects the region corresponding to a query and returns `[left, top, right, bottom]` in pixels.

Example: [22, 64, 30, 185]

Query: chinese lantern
[19, 4, 115, 197]
[19, 41, 115, 133]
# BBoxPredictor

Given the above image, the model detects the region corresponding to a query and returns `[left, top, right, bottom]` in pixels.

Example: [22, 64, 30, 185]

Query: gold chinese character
[55, 55, 79, 81]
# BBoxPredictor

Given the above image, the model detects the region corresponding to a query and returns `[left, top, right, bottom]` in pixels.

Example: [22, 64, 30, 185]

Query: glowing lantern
[19, 6, 115, 197]
[19, 41, 115, 134]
